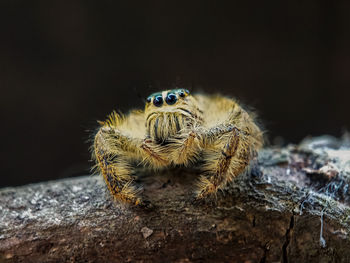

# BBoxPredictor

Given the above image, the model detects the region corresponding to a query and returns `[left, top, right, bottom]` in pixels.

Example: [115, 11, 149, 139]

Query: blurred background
[1, 1, 349, 187]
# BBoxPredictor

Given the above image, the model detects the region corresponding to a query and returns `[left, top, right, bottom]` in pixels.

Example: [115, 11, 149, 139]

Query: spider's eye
[178, 89, 190, 97]
[153, 95, 163, 107]
[165, 93, 177, 105]
[146, 97, 152, 103]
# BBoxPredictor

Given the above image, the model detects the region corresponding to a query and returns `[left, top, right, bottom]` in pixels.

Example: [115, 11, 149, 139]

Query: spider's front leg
[196, 109, 263, 199]
[94, 127, 169, 205]
[94, 127, 142, 205]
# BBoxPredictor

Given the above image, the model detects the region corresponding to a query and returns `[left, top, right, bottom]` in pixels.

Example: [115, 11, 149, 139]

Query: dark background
[1, 1, 349, 187]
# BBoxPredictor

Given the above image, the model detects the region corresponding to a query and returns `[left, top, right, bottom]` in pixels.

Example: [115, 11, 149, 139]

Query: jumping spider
[93, 89, 263, 205]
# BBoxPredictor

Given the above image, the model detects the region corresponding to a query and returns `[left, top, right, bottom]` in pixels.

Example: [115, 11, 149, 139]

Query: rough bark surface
[1, 136, 350, 263]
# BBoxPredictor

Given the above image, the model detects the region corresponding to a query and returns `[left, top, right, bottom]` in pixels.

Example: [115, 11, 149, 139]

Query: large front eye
[166, 93, 177, 105]
[153, 95, 163, 107]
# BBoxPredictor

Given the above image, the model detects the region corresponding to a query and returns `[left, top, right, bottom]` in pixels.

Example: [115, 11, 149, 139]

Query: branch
[1, 135, 350, 262]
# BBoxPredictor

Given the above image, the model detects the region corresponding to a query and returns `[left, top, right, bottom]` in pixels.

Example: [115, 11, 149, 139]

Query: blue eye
[166, 93, 177, 105]
[146, 97, 152, 103]
[153, 95, 163, 107]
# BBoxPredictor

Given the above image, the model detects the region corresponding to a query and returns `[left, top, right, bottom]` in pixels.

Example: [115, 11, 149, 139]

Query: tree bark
[1, 136, 350, 263]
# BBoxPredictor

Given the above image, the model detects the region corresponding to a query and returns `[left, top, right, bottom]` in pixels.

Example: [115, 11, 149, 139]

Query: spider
[93, 89, 263, 205]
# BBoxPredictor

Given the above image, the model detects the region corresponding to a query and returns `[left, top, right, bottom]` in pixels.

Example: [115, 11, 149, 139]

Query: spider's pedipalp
[167, 130, 202, 166]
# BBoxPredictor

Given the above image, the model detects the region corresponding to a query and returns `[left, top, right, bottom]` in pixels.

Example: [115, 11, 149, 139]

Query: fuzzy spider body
[93, 89, 263, 205]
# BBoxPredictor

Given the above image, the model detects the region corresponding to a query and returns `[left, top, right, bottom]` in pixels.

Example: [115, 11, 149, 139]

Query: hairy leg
[196, 106, 263, 198]
[94, 128, 141, 204]
[94, 127, 169, 204]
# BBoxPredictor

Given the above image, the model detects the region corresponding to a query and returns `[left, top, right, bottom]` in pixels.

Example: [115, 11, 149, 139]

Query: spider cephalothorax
[144, 89, 203, 143]
[93, 89, 263, 205]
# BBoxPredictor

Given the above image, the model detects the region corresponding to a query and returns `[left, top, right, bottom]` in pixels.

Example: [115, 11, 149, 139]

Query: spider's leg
[196, 107, 263, 199]
[94, 127, 143, 205]
[94, 126, 171, 204]
[197, 127, 245, 198]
